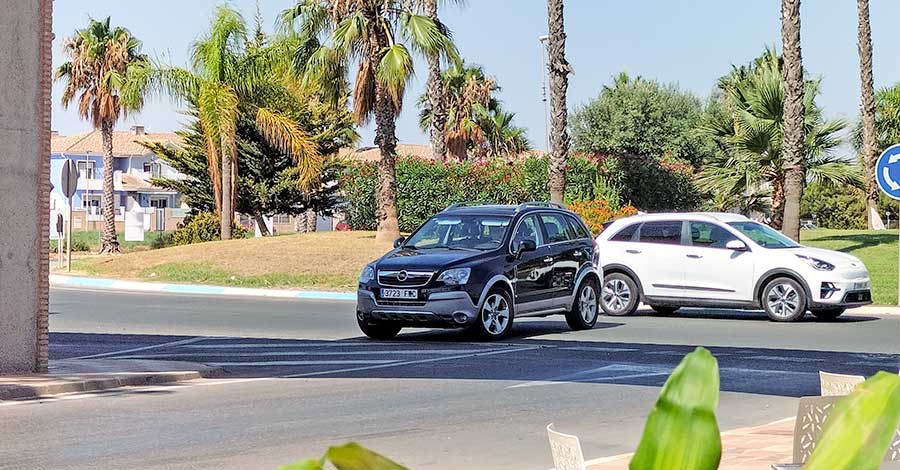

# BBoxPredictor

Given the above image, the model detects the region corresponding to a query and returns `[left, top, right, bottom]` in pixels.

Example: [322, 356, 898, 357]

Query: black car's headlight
[438, 268, 471, 285]
[359, 265, 375, 283]
[796, 254, 835, 271]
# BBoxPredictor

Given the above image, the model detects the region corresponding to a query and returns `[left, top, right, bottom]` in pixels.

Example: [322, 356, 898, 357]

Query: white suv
[596, 212, 872, 322]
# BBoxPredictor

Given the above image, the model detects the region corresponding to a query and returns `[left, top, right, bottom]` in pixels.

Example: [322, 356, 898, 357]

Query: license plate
[853, 281, 870, 290]
[381, 288, 418, 300]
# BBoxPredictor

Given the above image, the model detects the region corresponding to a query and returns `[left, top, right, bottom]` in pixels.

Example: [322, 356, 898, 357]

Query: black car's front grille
[377, 270, 434, 287]
[376, 299, 428, 307]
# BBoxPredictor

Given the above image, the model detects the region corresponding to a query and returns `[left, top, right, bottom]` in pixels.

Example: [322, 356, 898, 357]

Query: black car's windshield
[404, 215, 512, 251]
[727, 221, 800, 249]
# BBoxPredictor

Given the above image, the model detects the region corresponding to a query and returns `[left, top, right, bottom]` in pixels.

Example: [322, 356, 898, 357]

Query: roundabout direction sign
[876, 144, 900, 304]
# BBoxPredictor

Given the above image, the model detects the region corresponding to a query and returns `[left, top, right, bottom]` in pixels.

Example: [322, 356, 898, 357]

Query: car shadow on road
[631, 308, 880, 323]
[396, 320, 624, 342]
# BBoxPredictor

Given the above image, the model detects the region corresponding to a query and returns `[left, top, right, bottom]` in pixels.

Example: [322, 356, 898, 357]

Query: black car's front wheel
[472, 288, 515, 340]
[357, 316, 402, 340]
[566, 278, 599, 330]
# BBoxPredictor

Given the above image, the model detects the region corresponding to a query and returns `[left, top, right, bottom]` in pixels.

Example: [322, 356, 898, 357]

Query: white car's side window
[689, 221, 740, 249]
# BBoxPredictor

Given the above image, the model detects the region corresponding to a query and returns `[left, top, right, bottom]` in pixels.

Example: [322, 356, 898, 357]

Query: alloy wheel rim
[481, 294, 510, 335]
[602, 279, 630, 313]
[580, 285, 598, 322]
[767, 283, 800, 318]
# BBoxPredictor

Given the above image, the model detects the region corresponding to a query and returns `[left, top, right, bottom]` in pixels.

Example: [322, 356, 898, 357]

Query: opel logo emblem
[397, 271, 408, 281]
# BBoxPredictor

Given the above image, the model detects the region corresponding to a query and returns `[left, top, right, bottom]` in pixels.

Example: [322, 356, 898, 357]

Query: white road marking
[588, 372, 669, 382]
[205, 360, 401, 367]
[112, 349, 487, 359]
[508, 364, 672, 389]
[558, 347, 639, 353]
[746, 355, 825, 363]
[67, 336, 209, 360]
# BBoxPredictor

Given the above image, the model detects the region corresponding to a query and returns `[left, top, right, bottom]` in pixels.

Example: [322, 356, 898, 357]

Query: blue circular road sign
[876, 144, 900, 200]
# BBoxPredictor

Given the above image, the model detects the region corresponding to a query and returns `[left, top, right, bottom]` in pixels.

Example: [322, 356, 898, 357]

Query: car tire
[357, 316, 402, 340]
[600, 272, 640, 317]
[566, 278, 599, 330]
[650, 305, 680, 315]
[762, 277, 807, 322]
[471, 288, 515, 340]
[811, 308, 846, 321]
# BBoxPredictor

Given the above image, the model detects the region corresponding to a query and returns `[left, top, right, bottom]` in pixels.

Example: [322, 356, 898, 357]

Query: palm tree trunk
[425, 0, 448, 162]
[373, 89, 401, 244]
[220, 144, 233, 240]
[306, 209, 317, 233]
[780, 0, 806, 241]
[254, 214, 270, 236]
[858, 0, 881, 229]
[547, 0, 570, 205]
[99, 120, 120, 254]
[770, 176, 786, 230]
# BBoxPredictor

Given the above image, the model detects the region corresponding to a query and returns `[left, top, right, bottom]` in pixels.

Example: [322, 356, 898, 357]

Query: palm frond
[255, 107, 321, 188]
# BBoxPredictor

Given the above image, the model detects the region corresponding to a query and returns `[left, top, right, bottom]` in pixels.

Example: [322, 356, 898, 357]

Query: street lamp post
[539, 34, 550, 152]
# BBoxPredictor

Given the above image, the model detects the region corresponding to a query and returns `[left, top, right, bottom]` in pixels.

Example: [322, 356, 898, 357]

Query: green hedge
[341, 155, 623, 232]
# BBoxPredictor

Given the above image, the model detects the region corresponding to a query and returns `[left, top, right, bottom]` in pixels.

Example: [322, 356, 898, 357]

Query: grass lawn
[67, 231, 392, 291]
[802, 229, 898, 305]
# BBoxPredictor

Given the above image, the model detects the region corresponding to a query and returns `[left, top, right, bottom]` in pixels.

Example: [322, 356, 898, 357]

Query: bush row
[340, 155, 626, 232]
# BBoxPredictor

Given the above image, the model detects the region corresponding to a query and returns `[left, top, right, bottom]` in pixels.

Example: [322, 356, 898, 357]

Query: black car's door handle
[626, 249, 641, 254]
[687, 254, 702, 259]
[543, 257, 554, 263]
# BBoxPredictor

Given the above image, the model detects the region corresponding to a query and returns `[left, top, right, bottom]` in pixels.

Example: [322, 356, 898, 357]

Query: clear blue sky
[52, 1, 900, 155]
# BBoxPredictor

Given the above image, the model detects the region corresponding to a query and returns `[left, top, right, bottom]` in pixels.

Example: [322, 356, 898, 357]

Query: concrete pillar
[0, 0, 52, 373]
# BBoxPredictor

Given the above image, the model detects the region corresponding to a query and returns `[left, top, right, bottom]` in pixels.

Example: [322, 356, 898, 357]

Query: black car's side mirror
[514, 239, 537, 258]
[394, 237, 405, 249]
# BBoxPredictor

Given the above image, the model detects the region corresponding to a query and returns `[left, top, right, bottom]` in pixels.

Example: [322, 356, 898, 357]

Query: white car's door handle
[687, 254, 702, 259]
[626, 249, 641, 254]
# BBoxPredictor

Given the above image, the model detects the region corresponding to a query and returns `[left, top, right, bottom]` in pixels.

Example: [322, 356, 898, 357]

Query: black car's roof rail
[444, 201, 491, 211]
[515, 201, 565, 212]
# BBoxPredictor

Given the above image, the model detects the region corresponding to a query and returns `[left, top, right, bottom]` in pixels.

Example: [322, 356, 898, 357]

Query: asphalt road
[3, 287, 899, 470]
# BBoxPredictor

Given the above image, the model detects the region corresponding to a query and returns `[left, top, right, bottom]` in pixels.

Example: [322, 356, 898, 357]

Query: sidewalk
[584, 418, 794, 470]
[0, 359, 219, 401]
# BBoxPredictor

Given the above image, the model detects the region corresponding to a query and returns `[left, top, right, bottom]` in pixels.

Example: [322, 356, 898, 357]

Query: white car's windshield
[404, 215, 511, 251]
[727, 221, 800, 249]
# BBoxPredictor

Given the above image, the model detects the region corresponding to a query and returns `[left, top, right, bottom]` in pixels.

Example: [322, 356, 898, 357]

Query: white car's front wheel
[762, 277, 807, 322]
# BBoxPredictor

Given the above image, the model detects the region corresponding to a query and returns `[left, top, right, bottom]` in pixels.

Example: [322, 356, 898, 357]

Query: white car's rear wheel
[600, 273, 640, 316]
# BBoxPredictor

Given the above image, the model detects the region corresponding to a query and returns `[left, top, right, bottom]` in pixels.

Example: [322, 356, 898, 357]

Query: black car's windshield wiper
[427, 245, 478, 251]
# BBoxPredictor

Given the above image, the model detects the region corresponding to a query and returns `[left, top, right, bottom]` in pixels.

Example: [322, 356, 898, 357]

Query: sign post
[875, 144, 900, 304]
[60, 160, 79, 273]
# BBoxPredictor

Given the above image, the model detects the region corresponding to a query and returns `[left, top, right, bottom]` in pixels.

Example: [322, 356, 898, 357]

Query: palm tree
[698, 51, 860, 222]
[283, 0, 457, 243]
[422, 0, 463, 161]
[479, 108, 530, 158]
[780, 0, 806, 240]
[858, 0, 880, 229]
[547, 0, 573, 204]
[134, 6, 318, 240]
[56, 17, 149, 254]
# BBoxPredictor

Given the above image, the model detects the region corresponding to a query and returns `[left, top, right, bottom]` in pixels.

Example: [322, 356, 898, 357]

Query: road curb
[49, 274, 356, 301]
[0, 369, 215, 401]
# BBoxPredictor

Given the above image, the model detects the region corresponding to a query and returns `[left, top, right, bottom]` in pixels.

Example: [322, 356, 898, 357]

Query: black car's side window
[564, 215, 591, 239]
[689, 221, 739, 249]
[540, 214, 572, 244]
[609, 223, 639, 242]
[638, 221, 683, 245]
[511, 215, 544, 247]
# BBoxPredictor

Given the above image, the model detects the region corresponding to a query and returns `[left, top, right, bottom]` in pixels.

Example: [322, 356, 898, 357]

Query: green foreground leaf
[279, 458, 324, 470]
[629, 347, 721, 470]
[806, 371, 900, 470]
[326, 442, 408, 470]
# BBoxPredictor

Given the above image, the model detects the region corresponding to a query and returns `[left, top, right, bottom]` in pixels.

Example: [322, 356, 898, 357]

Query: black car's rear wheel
[357, 316, 402, 340]
[566, 278, 599, 330]
[471, 288, 515, 340]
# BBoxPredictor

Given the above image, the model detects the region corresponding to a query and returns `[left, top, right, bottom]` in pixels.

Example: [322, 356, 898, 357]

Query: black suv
[356, 202, 601, 340]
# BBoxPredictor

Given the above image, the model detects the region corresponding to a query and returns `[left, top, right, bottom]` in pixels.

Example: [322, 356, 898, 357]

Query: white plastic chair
[819, 371, 865, 397]
[547, 423, 586, 470]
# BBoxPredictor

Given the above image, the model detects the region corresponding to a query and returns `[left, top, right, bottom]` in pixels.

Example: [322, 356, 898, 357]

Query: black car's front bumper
[357, 289, 479, 327]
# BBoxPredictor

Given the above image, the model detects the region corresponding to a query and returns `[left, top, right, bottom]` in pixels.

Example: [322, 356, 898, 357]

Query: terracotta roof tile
[51, 129, 183, 156]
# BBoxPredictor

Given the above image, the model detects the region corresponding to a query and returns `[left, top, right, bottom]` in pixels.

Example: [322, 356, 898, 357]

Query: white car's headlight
[438, 268, 471, 285]
[796, 254, 835, 271]
[359, 265, 375, 283]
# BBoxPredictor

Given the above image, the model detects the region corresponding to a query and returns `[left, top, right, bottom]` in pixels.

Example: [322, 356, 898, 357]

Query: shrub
[568, 200, 638, 234]
[801, 183, 866, 229]
[149, 232, 175, 249]
[341, 154, 628, 232]
[172, 212, 248, 245]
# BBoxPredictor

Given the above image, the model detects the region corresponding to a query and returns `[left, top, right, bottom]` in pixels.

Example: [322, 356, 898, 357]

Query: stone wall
[0, 0, 52, 373]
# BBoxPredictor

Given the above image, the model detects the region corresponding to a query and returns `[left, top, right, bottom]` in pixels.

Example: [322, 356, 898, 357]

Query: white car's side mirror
[726, 240, 748, 251]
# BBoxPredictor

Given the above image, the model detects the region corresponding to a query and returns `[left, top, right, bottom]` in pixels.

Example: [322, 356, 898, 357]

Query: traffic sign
[60, 159, 79, 198]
